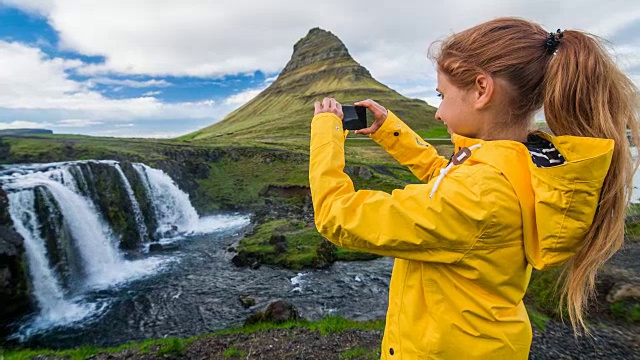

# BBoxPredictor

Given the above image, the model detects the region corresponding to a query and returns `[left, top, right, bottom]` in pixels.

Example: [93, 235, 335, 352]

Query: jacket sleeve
[370, 110, 449, 183]
[309, 113, 494, 263]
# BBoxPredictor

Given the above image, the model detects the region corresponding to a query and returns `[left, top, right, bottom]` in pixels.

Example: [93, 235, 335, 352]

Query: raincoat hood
[451, 132, 615, 270]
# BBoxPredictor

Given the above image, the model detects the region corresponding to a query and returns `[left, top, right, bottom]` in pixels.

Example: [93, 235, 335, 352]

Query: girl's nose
[435, 109, 442, 122]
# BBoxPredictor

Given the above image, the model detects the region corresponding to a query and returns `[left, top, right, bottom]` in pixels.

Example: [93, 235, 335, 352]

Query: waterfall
[7, 190, 94, 326]
[1, 160, 209, 333]
[132, 163, 199, 235]
[114, 164, 149, 243]
[1, 160, 250, 336]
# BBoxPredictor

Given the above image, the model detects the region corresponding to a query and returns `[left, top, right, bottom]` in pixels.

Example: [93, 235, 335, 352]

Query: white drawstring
[429, 144, 482, 198]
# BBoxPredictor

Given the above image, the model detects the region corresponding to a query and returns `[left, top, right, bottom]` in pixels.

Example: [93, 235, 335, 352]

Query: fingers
[355, 99, 387, 120]
[314, 98, 343, 119]
[354, 124, 380, 135]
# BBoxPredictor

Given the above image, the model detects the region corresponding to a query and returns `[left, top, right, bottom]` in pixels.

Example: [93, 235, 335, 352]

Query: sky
[0, 1, 639, 138]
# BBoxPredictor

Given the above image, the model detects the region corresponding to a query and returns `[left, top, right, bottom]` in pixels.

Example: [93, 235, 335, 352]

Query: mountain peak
[184, 28, 438, 141]
[281, 27, 354, 75]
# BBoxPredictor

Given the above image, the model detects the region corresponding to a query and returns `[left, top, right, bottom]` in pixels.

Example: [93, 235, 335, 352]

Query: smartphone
[341, 105, 367, 130]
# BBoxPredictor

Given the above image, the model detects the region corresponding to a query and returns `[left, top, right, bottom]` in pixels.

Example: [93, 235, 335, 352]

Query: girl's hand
[353, 99, 388, 135]
[314, 97, 343, 119]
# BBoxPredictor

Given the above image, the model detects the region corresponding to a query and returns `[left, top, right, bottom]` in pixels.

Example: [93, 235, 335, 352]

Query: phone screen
[341, 105, 367, 130]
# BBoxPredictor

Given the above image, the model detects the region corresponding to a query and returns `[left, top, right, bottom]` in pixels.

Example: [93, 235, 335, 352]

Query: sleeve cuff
[370, 110, 408, 149]
[310, 112, 344, 152]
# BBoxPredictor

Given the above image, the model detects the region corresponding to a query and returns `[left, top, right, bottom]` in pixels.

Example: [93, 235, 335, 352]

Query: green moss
[223, 345, 248, 358]
[237, 219, 380, 269]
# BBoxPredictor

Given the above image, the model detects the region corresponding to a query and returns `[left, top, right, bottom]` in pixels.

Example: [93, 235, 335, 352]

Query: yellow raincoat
[309, 110, 613, 359]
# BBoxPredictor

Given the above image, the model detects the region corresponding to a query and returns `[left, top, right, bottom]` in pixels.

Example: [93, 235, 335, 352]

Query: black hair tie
[546, 29, 563, 53]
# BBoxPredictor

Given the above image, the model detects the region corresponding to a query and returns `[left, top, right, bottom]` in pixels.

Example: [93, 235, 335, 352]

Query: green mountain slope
[183, 28, 438, 141]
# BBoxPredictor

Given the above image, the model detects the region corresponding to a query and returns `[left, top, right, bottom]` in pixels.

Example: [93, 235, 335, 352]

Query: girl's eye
[436, 92, 443, 99]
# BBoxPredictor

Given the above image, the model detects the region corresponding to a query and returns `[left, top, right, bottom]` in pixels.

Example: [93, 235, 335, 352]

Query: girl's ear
[473, 74, 494, 110]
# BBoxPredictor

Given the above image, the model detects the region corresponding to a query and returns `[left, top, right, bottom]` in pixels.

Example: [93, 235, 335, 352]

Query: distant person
[309, 17, 639, 359]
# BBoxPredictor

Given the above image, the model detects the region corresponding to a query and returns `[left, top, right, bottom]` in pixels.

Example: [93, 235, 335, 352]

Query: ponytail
[544, 31, 640, 332]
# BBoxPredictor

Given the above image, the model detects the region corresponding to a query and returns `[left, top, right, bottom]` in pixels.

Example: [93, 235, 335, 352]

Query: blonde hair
[431, 17, 640, 332]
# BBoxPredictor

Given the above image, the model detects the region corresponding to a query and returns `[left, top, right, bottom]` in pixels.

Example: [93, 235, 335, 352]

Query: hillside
[183, 28, 438, 141]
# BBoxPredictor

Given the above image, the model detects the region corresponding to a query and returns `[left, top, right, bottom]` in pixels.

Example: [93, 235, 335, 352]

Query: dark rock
[232, 251, 262, 269]
[84, 162, 143, 250]
[244, 300, 301, 325]
[268, 234, 287, 253]
[239, 295, 256, 308]
[149, 243, 164, 252]
[371, 165, 395, 177]
[227, 246, 236, 252]
[606, 282, 640, 303]
[0, 188, 33, 337]
[357, 167, 373, 180]
[148, 243, 178, 252]
[281, 28, 369, 77]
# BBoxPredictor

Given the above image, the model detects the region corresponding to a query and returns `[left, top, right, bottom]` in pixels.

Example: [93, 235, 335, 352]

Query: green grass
[2, 316, 384, 359]
[156, 337, 185, 356]
[1, 337, 190, 360]
[417, 125, 450, 139]
[525, 268, 566, 318]
[609, 302, 640, 323]
[339, 347, 380, 360]
[223, 345, 248, 358]
[528, 308, 551, 331]
[308, 316, 385, 336]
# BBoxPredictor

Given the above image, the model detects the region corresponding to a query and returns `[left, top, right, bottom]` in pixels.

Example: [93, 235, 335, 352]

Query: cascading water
[132, 163, 199, 235]
[0, 160, 250, 339]
[7, 190, 95, 329]
[114, 164, 148, 243]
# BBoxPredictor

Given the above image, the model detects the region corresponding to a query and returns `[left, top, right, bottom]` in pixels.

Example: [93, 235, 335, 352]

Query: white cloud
[87, 78, 171, 88]
[0, 41, 231, 122]
[224, 87, 265, 106]
[1, 0, 639, 138]
[3, 0, 638, 83]
[0, 120, 53, 130]
[141, 91, 162, 97]
[0, 0, 52, 16]
[115, 123, 135, 127]
[55, 119, 103, 127]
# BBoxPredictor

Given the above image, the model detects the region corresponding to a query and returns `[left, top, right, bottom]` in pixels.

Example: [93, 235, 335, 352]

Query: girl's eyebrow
[435, 87, 441, 92]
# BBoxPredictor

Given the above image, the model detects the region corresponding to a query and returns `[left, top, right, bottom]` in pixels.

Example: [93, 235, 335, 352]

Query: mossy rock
[235, 219, 379, 270]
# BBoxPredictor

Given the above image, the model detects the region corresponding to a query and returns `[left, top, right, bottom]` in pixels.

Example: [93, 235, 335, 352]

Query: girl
[309, 17, 639, 359]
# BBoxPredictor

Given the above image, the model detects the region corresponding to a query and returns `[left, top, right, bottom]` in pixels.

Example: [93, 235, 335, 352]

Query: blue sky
[0, 1, 638, 138]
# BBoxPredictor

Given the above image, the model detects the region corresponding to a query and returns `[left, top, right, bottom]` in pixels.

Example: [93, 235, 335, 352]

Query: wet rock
[148, 243, 178, 253]
[268, 234, 287, 253]
[244, 300, 301, 325]
[239, 295, 256, 308]
[0, 189, 33, 337]
[149, 243, 164, 252]
[606, 282, 640, 303]
[227, 246, 236, 252]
